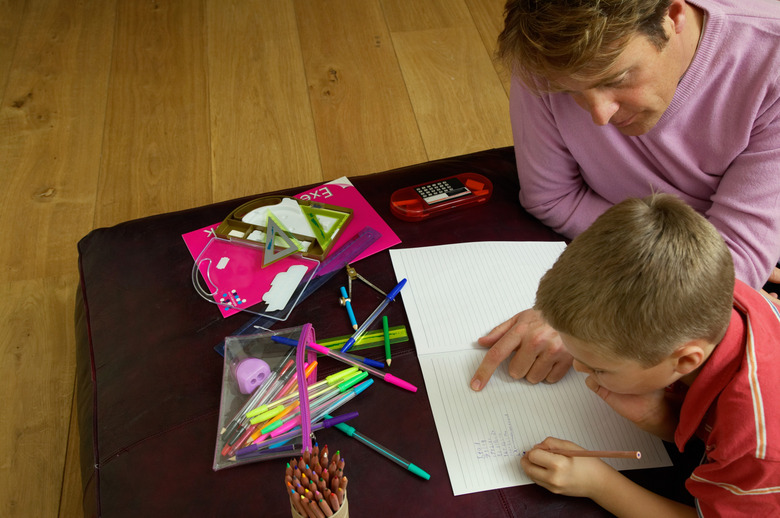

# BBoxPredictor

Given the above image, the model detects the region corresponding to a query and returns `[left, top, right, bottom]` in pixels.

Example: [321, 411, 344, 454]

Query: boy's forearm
[590, 468, 696, 518]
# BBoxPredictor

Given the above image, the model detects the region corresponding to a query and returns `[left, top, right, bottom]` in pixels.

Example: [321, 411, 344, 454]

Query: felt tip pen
[311, 378, 373, 423]
[246, 366, 359, 419]
[341, 278, 406, 352]
[272, 378, 372, 437]
[324, 413, 431, 480]
[264, 375, 370, 437]
[305, 340, 417, 392]
[236, 412, 359, 458]
[228, 442, 302, 463]
[271, 335, 385, 369]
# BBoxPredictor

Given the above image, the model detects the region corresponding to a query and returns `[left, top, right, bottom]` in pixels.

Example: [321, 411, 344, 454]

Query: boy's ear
[671, 339, 709, 375]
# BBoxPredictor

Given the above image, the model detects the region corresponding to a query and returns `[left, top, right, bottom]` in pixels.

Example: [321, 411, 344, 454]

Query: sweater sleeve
[704, 93, 780, 288]
[510, 77, 612, 239]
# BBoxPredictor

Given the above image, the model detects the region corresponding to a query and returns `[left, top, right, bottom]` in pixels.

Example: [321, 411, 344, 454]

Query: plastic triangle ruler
[299, 204, 351, 249]
[263, 212, 302, 267]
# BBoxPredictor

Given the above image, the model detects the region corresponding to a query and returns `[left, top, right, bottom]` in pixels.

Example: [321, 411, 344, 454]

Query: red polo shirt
[674, 280, 780, 516]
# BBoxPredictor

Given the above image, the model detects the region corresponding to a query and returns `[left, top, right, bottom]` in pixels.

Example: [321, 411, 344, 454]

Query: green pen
[323, 413, 431, 480]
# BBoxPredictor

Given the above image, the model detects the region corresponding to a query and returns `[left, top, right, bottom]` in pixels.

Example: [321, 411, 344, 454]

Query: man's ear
[667, 0, 688, 35]
[671, 339, 709, 375]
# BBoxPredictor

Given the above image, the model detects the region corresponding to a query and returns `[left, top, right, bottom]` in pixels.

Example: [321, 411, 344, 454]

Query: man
[470, 0, 780, 391]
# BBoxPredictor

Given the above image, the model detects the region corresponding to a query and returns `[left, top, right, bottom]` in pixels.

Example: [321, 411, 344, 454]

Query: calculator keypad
[415, 179, 471, 205]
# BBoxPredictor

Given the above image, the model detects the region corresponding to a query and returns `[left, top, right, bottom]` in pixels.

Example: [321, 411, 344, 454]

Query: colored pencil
[382, 315, 391, 366]
[541, 449, 642, 459]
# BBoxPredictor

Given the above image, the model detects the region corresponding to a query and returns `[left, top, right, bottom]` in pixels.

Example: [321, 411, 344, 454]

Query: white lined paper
[390, 242, 672, 496]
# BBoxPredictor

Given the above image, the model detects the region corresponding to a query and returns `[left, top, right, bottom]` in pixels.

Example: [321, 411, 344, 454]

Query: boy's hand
[585, 376, 679, 441]
[521, 437, 614, 498]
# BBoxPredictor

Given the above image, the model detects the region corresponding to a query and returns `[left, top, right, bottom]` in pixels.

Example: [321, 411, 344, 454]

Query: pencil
[382, 315, 391, 366]
[541, 449, 642, 459]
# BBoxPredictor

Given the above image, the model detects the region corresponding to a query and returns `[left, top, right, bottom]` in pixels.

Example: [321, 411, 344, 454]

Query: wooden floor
[0, 0, 512, 515]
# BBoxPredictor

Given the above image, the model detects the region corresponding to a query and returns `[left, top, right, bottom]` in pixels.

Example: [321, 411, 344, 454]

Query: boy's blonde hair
[497, 0, 672, 93]
[534, 194, 735, 366]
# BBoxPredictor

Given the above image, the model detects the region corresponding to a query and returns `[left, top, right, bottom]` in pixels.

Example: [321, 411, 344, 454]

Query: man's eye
[604, 74, 629, 89]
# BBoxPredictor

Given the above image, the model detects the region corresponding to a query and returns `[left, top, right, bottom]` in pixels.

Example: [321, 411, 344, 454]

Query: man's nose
[578, 90, 620, 126]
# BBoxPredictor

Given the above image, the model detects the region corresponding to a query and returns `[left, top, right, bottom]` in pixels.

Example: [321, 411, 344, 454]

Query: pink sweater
[510, 0, 780, 288]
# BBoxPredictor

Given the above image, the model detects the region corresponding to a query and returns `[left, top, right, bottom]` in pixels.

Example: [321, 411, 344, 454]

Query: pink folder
[183, 177, 400, 318]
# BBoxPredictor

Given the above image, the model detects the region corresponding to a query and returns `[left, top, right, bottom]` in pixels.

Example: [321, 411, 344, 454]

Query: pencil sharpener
[234, 358, 271, 394]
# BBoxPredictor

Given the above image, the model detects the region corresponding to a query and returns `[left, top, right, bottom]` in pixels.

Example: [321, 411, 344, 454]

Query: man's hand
[470, 308, 572, 391]
[769, 266, 780, 285]
[763, 266, 780, 305]
[760, 288, 780, 309]
[584, 376, 680, 442]
[521, 437, 613, 498]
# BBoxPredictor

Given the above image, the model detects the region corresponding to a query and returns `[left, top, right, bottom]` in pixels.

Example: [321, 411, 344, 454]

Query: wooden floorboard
[0, 0, 27, 102]
[0, 1, 510, 515]
[206, 0, 323, 201]
[0, 0, 114, 283]
[295, 0, 428, 179]
[95, 0, 212, 229]
[391, 24, 512, 160]
[0, 274, 78, 517]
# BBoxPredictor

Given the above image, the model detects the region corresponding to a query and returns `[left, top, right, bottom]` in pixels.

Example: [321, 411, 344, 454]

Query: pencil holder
[290, 493, 348, 518]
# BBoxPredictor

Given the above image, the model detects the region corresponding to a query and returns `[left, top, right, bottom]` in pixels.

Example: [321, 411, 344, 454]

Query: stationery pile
[213, 328, 372, 470]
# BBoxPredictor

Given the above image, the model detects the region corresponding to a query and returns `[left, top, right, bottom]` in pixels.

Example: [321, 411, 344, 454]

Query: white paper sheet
[390, 241, 672, 496]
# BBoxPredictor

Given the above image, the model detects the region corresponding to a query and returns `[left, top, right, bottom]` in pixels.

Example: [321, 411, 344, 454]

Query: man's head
[534, 194, 734, 384]
[499, 0, 700, 135]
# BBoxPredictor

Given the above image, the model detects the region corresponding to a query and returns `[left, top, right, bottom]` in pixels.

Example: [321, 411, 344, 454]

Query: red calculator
[390, 172, 493, 222]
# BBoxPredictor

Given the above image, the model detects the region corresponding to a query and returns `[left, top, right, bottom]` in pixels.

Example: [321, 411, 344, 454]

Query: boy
[522, 194, 780, 516]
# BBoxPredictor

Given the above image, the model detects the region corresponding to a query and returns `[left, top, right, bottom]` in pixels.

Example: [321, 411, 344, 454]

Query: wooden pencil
[543, 449, 642, 459]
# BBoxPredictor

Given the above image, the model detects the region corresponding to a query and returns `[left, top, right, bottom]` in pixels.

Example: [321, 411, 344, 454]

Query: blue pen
[340, 286, 358, 330]
[341, 278, 407, 352]
[272, 335, 385, 369]
[323, 412, 431, 480]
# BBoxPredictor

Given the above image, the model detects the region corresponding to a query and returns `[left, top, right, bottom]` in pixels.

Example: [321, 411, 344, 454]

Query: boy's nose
[572, 360, 590, 374]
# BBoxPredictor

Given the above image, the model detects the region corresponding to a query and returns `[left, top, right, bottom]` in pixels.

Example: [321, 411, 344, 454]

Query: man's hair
[497, 0, 672, 92]
[534, 194, 735, 366]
